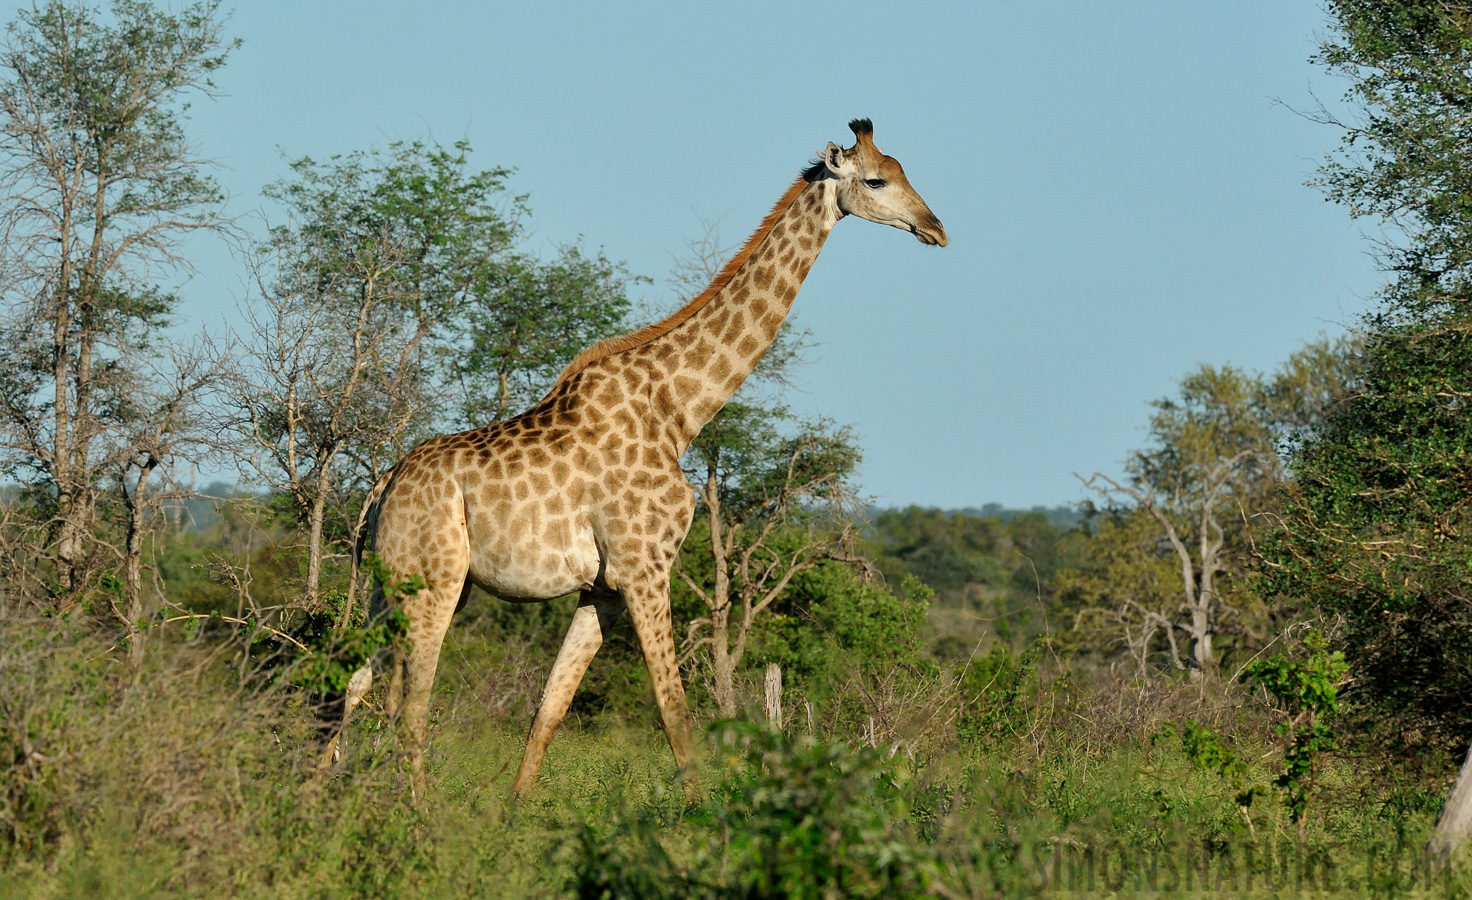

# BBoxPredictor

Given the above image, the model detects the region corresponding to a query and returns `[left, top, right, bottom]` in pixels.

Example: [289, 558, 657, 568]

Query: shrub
[566, 722, 949, 899]
[1241, 632, 1348, 834]
[957, 646, 1038, 744]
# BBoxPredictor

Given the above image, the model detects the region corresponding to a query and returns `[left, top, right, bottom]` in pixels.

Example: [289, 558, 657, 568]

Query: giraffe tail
[348, 466, 397, 620]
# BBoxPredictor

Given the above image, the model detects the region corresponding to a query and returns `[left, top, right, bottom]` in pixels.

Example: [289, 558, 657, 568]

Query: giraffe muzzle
[913, 213, 947, 247]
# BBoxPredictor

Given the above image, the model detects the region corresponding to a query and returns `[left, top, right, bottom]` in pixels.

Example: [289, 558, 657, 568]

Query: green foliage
[3, 604, 1463, 899]
[740, 563, 933, 685]
[676, 400, 868, 716]
[566, 723, 947, 900]
[866, 507, 1010, 598]
[864, 506, 1074, 661]
[567, 818, 687, 900]
[1130, 363, 1280, 505]
[1261, 328, 1472, 740]
[253, 138, 525, 473]
[1178, 722, 1246, 782]
[1156, 721, 1257, 808]
[702, 724, 946, 899]
[1263, 0, 1472, 745]
[1053, 505, 1188, 673]
[283, 552, 416, 694]
[263, 140, 521, 321]
[1241, 633, 1349, 830]
[1315, 1, 1472, 313]
[957, 646, 1038, 743]
[0, 0, 234, 232]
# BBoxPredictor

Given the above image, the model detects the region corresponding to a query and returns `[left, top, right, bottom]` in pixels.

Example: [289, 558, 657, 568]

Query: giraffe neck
[654, 177, 841, 450]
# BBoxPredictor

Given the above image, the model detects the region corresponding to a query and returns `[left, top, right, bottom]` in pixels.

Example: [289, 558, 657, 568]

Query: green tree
[222, 141, 521, 608]
[863, 507, 1070, 657]
[864, 507, 1012, 607]
[1068, 339, 1356, 677]
[452, 245, 639, 426]
[0, 0, 234, 605]
[1260, 0, 1472, 853]
[1263, 0, 1472, 742]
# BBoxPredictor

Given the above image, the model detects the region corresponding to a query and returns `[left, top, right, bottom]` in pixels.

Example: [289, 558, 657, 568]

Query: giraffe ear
[822, 141, 847, 175]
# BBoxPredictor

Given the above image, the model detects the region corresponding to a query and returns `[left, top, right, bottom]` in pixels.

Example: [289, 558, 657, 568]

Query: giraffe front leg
[623, 581, 699, 800]
[513, 591, 624, 796]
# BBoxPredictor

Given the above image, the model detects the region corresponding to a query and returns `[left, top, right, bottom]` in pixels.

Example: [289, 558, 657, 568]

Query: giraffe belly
[464, 504, 601, 602]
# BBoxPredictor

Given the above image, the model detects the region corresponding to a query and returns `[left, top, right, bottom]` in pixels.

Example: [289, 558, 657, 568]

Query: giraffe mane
[552, 172, 816, 386]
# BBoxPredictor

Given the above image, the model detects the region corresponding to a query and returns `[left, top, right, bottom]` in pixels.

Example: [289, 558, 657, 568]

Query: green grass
[1, 614, 1468, 899]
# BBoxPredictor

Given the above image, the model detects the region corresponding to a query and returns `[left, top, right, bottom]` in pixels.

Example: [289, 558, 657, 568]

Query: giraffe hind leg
[318, 663, 374, 770]
[396, 576, 464, 803]
[513, 591, 624, 796]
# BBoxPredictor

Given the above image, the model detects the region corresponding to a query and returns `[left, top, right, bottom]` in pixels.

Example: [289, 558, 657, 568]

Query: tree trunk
[50, 244, 76, 594]
[305, 470, 330, 610]
[122, 458, 158, 668]
[1188, 604, 1214, 675]
[763, 664, 782, 729]
[58, 298, 100, 600]
[710, 604, 736, 717]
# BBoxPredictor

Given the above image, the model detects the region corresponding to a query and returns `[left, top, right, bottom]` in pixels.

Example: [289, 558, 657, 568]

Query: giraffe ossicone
[342, 118, 946, 800]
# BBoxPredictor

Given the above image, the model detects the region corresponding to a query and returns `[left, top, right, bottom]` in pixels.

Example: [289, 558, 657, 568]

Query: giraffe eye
[864, 178, 886, 189]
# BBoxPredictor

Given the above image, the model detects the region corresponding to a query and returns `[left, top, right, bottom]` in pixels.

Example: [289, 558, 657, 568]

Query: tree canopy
[1262, 0, 1472, 744]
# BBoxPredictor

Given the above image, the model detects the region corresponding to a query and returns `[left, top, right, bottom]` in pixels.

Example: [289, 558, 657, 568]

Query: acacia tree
[452, 245, 639, 426]
[223, 142, 520, 608]
[0, 0, 234, 605]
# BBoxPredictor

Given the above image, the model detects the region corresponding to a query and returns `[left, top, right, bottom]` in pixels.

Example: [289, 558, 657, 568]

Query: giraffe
[348, 119, 946, 800]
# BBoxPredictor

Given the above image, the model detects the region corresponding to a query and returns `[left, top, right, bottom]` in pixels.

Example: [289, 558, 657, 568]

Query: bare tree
[1063, 344, 1354, 678]
[1060, 364, 1275, 676]
[105, 343, 224, 664]
[0, 0, 234, 605]
[1077, 466, 1254, 675]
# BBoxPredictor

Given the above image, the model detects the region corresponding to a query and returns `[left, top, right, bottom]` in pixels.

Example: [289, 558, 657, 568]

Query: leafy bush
[1156, 720, 1257, 809]
[283, 552, 414, 695]
[957, 645, 1038, 744]
[748, 564, 933, 682]
[566, 722, 949, 899]
[1241, 632, 1348, 833]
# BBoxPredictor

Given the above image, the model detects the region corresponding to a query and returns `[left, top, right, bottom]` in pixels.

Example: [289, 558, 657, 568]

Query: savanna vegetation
[3, 1, 1472, 897]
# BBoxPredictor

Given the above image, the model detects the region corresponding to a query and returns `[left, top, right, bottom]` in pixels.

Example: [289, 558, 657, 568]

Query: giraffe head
[817, 118, 947, 247]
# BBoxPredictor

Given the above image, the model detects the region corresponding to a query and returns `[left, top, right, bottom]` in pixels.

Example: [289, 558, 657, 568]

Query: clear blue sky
[163, 1, 1378, 509]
